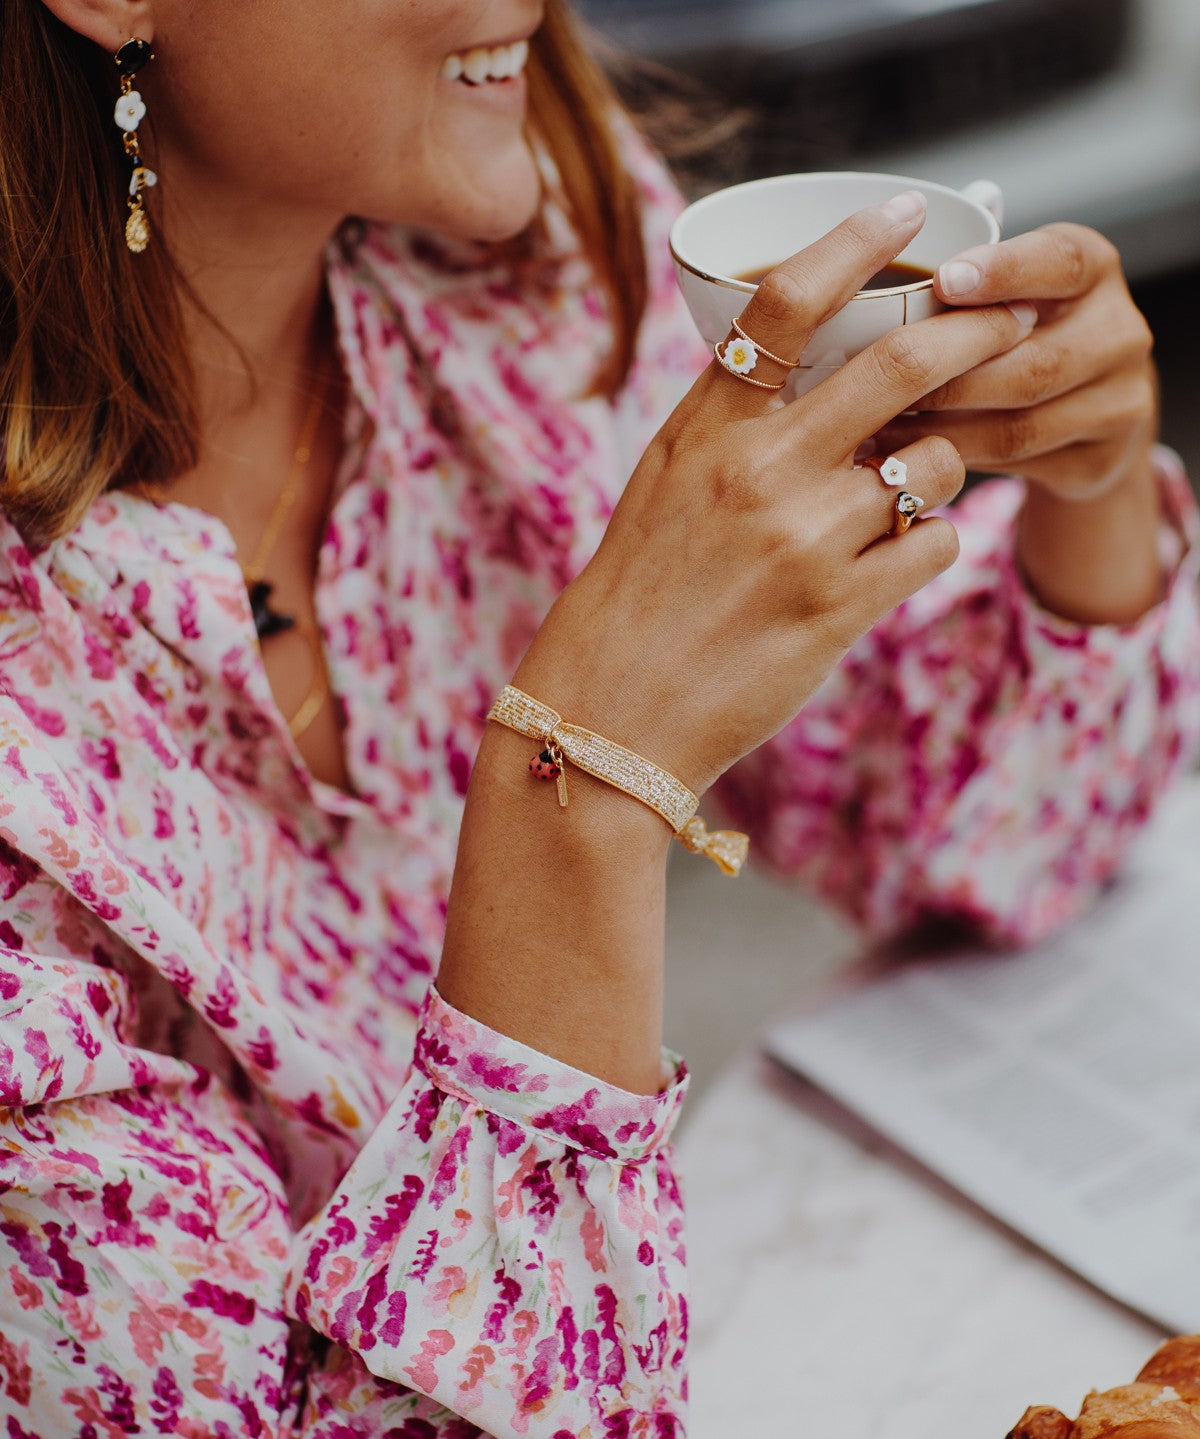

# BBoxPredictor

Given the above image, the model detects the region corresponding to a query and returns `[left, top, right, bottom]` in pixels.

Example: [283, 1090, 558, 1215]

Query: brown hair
[0, 0, 648, 544]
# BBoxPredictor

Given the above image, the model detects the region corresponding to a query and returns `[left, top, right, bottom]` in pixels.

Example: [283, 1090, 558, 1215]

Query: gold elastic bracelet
[487, 685, 749, 877]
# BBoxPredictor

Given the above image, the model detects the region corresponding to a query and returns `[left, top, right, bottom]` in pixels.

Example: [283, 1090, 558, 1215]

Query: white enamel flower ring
[721, 337, 759, 377]
[860, 454, 910, 489]
[114, 91, 146, 133]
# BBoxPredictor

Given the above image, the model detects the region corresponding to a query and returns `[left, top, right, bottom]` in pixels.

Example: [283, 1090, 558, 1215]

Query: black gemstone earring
[113, 38, 157, 253]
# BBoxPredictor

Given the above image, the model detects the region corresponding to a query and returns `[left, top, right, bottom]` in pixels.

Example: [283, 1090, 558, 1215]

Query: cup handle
[961, 179, 1005, 231]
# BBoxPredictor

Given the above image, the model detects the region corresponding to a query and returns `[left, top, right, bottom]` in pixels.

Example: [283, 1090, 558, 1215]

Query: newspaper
[765, 777, 1200, 1334]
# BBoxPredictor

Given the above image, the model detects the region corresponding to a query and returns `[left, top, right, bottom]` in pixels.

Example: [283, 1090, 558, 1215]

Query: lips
[441, 38, 530, 85]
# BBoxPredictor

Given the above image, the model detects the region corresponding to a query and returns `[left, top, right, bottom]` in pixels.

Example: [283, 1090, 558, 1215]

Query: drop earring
[113, 39, 157, 254]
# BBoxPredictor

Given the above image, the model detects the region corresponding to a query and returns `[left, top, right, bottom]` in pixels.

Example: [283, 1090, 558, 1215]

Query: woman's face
[144, 0, 547, 243]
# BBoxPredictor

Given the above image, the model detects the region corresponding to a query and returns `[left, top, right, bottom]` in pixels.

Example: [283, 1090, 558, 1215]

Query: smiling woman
[0, 0, 647, 545]
[1, 0, 1199, 1434]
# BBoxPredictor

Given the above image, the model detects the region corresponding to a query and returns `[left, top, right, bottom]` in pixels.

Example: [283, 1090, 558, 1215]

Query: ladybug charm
[528, 744, 569, 807]
[529, 748, 561, 781]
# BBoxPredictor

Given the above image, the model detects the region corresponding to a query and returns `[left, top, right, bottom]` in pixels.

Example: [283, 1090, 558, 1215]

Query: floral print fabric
[720, 449, 1200, 944]
[0, 125, 1198, 1439]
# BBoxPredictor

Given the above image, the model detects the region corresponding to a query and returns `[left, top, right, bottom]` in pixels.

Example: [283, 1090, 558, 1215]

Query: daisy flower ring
[714, 318, 799, 392]
[721, 336, 760, 376]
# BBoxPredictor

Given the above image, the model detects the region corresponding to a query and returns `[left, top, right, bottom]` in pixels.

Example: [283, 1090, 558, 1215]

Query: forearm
[437, 722, 672, 1096]
[1016, 450, 1163, 626]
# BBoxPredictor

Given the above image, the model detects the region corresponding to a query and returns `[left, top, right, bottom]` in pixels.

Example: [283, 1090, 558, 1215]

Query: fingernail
[1007, 300, 1038, 331]
[939, 260, 983, 296]
[879, 191, 926, 225]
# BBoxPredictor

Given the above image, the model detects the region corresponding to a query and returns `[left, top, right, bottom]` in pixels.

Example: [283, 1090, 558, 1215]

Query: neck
[161, 169, 343, 429]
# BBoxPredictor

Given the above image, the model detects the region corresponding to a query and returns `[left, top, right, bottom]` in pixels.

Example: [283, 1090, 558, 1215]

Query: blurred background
[575, 0, 1200, 1099]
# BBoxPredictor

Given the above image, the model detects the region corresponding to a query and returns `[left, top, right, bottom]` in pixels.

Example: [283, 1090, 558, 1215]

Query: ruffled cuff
[1002, 446, 1200, 664]
[415, 987, 689, 1162]
[289, 988, 692, 1434]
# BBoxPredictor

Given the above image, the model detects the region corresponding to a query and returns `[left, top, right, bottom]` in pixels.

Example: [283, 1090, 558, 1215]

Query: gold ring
[714, 316, 802, 391]
[892, 490, 926, 536]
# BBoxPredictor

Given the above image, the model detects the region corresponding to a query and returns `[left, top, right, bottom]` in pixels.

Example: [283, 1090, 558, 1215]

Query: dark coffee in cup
[735, 260, 934, 291]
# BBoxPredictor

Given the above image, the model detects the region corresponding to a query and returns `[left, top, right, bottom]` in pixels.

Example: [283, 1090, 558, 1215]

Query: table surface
[676, 1049, 1166, 1437]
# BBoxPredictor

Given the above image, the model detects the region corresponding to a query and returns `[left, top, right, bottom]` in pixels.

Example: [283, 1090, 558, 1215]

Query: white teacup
[669, 171, 1003, 397]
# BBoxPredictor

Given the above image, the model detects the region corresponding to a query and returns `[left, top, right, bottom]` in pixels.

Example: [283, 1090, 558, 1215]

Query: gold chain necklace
[240, 378, 332, 741]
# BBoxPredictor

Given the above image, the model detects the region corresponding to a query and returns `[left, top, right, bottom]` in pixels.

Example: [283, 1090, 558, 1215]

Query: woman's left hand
[878, 223, 1158, 501]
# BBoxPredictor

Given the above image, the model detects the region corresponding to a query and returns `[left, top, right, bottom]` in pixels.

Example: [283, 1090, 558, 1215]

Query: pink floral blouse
[0, 131, 1198, 1439]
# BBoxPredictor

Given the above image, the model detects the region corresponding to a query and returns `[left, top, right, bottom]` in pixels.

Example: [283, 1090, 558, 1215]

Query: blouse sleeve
[0, 610, 690, 1434]
[0, 830, 690, 1439]
[717, 451, 1200, 945]
[287, 991, 689, 1437]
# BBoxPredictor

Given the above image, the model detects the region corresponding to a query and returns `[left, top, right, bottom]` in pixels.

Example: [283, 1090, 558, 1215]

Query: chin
[442, 157, 544, 244]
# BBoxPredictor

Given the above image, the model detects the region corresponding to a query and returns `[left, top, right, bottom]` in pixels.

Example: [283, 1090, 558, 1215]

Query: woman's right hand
[515, 192, 1037, 794]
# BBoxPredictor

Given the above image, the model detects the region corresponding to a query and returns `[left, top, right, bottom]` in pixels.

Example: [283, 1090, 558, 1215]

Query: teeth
[442, 37, 530, 85]
[462, 47, 491, 83]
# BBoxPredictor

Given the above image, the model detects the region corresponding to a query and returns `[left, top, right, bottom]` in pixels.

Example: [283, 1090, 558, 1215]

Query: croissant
[1008, 1338, 1200, 1439]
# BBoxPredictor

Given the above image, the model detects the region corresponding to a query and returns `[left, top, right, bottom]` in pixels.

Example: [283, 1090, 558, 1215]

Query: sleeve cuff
[1010, 446, 1198, 650]
[413, 987, 689, 1162]
[940, 449, 1200, 678]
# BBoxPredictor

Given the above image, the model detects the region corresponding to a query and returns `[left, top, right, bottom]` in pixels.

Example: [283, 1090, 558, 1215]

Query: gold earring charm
[113, 39, 157, 253]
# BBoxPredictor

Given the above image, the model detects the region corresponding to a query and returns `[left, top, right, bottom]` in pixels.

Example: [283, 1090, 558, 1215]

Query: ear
[37, 0, 155, 55]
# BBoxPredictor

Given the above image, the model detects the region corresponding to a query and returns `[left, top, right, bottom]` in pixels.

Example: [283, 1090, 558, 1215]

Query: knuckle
[1111, 375, 1157, 437]
[839, 210, 884, 258]
[1017, 347, 1063, 406]
[1044, 224, 1092, 289]
[923, 518, 961, 572]
[1000, 410, 1040, 461]
[1131, 311, 1155, 358]
[751, 269, 809, 329]
[921, 374, 962, 409]
[645, 423, 687, 479]
[875, 329, 935, 392]
[923, 435, 965, 482]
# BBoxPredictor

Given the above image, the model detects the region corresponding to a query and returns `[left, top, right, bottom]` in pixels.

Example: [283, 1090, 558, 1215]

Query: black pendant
[247, 581, 296, 640]
[115, 39, 155, 77]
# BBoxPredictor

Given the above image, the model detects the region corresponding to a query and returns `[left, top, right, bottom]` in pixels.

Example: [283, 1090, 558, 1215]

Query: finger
[878, 371, 1154, 472]
[966, 436, 1137, 495]
[804, 302, 1038, 454]
[851, 513, 961, 620]
[843, 436, 965, 555]
[918, 299, 1150, 412]
[936, 222, 1121, 306]
[707, 191, 929, 414]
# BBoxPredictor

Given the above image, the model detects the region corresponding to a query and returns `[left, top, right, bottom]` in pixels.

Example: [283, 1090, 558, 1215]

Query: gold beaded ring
[714, 316, 802, 392]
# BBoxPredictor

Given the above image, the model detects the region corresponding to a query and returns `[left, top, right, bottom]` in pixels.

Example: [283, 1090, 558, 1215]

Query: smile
[441, 39, 530, 86]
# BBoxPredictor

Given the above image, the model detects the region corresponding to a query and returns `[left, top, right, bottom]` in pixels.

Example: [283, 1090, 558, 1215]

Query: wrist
[442, 722, 671, 1094]
[1017, 450, 1162, 625]
[472, 722, 674, 868]
[513, 596, 716, 797]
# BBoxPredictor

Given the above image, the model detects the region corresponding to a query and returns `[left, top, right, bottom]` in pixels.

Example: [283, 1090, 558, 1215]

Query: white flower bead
[880, 457, 908, 486]
[721, 337, 759, 376]
[114, 91, 147, 133]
